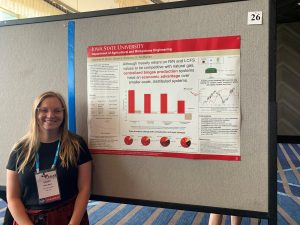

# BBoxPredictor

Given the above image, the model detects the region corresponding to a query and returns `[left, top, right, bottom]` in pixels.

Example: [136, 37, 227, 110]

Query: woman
[6, 91, 92, 225]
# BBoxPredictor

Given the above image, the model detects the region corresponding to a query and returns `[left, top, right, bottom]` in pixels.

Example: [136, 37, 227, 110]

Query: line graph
[200, 86, 238, 105]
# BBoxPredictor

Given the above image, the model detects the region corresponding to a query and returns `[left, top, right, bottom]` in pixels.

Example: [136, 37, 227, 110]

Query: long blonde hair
[14, 91, 81, 172]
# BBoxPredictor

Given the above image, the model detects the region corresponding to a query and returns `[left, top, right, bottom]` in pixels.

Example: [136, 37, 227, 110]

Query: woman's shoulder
[68, 132, 86, 144]
[67, 132, 89, 151]
[68, 133, 92, 162]
[12, 140, 27, 153]
[11, 134, 30, 151]
[7, 140, 28, 169]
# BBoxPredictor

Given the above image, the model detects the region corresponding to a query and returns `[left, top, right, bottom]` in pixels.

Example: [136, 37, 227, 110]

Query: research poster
[87, 36, 241, 160]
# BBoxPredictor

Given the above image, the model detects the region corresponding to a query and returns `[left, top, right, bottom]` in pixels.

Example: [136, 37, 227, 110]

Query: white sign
[248, 11, 263, 25]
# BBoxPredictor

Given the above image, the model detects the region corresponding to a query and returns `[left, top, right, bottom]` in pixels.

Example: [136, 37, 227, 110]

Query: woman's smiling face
[37, 97, 64, 134]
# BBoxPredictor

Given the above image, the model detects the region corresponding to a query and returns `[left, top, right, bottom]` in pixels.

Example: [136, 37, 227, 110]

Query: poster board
[0, 0, 276, 222]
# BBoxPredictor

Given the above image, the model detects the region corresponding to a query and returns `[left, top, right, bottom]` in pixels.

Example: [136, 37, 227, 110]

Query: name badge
[35, 169, 61, 204]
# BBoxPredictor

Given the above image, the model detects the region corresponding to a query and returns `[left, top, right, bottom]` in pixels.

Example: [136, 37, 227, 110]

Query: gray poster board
[0, 0, 276, 222]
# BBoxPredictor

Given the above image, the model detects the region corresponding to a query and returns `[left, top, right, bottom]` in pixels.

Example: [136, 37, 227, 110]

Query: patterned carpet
[0, 143, 299, 225]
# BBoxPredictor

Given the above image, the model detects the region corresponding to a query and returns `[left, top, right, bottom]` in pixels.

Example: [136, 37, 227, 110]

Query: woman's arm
[69, 161, 92, 225]
[6, 169, 33, 225]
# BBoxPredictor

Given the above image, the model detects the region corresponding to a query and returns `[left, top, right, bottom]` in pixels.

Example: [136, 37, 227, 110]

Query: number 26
[251, 13, 261, 21]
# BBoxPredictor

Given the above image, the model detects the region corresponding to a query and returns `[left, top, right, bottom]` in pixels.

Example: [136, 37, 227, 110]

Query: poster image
[87, 36, 241, 160]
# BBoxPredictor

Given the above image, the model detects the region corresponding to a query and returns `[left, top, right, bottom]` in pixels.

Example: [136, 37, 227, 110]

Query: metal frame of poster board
[0, 0, 277, 224]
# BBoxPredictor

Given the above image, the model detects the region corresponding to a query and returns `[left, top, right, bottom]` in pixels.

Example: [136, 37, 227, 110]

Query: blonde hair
[14, 91, 81, 172]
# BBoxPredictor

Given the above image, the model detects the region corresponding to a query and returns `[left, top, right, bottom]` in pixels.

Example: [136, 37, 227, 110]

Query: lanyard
[36, 141, 60, 173]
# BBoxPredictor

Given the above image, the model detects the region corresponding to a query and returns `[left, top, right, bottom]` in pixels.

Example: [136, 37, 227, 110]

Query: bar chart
[127, 90, 186, 115]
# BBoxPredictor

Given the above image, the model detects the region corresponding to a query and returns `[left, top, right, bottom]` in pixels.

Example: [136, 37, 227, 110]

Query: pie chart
[124, 136, 133, 145]
[141, 136, 150, 146]
[160, 136, 170, 147]
[180, 137, 191, 148]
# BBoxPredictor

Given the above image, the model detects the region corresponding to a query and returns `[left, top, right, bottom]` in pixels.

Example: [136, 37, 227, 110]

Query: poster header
[87, 36, 241, 57]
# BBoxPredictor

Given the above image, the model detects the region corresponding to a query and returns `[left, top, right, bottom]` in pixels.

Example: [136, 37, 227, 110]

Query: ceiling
[56, 0, 300, 24]
[28, 0, 300, 24]
[277, 0, 300, 23]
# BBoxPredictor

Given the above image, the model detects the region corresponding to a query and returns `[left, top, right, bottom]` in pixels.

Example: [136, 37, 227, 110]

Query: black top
[6, 137, 92, 210]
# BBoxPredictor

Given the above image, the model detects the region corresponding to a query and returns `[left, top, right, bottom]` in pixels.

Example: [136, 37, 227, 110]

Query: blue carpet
[175, 211, 197, 225]
[103, 204, 136, 225]
[151, 208, 177, 225]
[125, 206, 157, 225]
[89, 202, 120, 224]
[0, 143, 299, 224]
